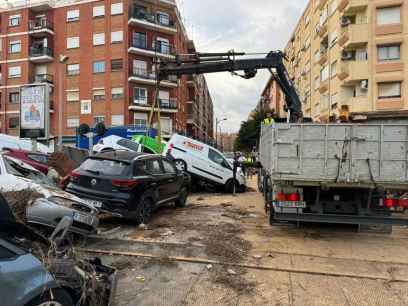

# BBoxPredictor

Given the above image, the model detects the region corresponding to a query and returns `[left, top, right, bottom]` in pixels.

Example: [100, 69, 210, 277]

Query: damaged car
[0, 152, 99, 236]
[0, 194, 117, 306]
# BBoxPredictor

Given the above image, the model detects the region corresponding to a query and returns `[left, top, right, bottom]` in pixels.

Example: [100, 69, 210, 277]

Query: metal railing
[130, 98, 177, 110]
[159, 98, 177, 109]
[29, 46, 53, 57]
[29, 18, 53, 31]
[130, 8, 176, 29]
[34, 73, 53, 83]
[131, 39, 175, 55]
[130, 68, 176, 83]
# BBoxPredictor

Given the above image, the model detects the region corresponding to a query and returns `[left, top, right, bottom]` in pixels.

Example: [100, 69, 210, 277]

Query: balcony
[338, 23, 368, 48]
[318, 0, 328, 10]
[29, 47, 53, 63]
[128, 68, 178, 88]
[318, 51, 328, 65]
[338, 61, 369, 82]
[318, 80, 329, 93]
[129, 9, 177, 35]
[28, 18, 54, 36]
[318, 24, 328, 38]
[33, 73, 53, 84]
[128, 98, 178, 113]
[128, 40, 176, 59]
[338, 0, 368, 13]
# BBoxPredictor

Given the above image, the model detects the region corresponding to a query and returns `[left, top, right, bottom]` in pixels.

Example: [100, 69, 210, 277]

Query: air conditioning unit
[341, 50, 353, 60]
[341, 16, 351, 27]
[361, 80, 368, 90]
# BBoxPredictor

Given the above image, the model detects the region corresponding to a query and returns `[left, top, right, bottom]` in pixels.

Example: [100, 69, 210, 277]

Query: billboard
[20, 85, 49, 138]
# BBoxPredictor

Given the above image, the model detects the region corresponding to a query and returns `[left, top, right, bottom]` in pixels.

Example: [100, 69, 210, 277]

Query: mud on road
[80, 179, 408, 306]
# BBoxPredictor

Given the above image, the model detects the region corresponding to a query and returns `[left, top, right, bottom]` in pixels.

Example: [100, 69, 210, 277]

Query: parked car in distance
[66, 151, 191, 224]
[93, 135, 141, 153]
[0, 153, 99, 236]
[3, 148, 49, 174]
[163, 134, 246, 193]
[0, 133, 52, 153]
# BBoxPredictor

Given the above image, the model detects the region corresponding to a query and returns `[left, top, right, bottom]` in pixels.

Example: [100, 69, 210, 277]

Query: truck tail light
[384, 198, 394, 208]
[399, 198, 408, 209]
[287, 193, 300, 202]
[276, 192, 286, 201]
[112, 179, 138, 190]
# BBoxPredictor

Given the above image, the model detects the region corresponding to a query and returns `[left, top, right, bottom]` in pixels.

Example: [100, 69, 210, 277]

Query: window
[111, 59, 123, 71]
[378, 45, 400, 61]
[81, 100, 91, 114]
[157, 12, 170, 26]
[93, 61, 105, 73]
[67, 9, 80, 22]
[163, 159, 176, 174]
[133, 32, 147, 48]
[93, 89, 105, 101]
[9, 117, 19, 129]
[111, 87, 124, 99]
[9, 92, 19, 103]
[67, 63, 80, 76]
[320, 65, 329, 82]
[155, 37, 170, 54]
[134, 88, 147, 104]
[378, 82, 401, 99]
[117, 139, 140, 151]
[111, 31, 123, 43]
[134, 113, 147, 128]
[329, 31, 337, 47]
[9, 41, 21, 54]
[329, 0, 337, 16]
[208, 148, 228, 168]
[330, 61, 337, 77]
[67, 91, 79, 102]
[28, 154, 48, 164]
[9, 15, 21, 27]
[314, 76, 320, 90]
[8, 66, 21, 78]
[67, 37, 79, 49]
[111, 3, 123, 15]
[330, 93, 338, 106]
[377, 6, 401, 25]
[67, 117, 80, 128]
[133, 60, 147, 76]
[144, 159, 163, 175]
[93, 33, 105, 46]
[93, 5, 105, 17]
[111, 114, 124, 126]
[94, 116, 105, 124]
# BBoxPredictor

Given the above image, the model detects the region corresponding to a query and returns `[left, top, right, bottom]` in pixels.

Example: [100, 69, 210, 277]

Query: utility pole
[57, 54, 69, 150]
[215, 117, 227, 149]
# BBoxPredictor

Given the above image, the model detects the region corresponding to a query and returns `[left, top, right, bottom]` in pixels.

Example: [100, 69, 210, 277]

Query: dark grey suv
[67, 151, 191, 224]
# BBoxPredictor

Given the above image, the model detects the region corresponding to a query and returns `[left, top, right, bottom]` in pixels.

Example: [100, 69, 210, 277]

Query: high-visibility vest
[263, 118, 274, 125]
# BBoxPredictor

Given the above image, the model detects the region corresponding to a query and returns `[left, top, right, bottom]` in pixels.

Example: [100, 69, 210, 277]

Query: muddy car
[0, 152, 99, 236]
[0, 194, 116, 306]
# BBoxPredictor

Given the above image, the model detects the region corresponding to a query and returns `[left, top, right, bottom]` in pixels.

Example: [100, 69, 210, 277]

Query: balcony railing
[130, 68, 177, 83]
[29, 46, 53, 57]
[131, 39, 176, 55]
[29, 18, 54, 31]
[130, 98, 177, 110]
[159, 98, 177, 110]
[34, 73, 53, 83]
[130, 9, 176, 29]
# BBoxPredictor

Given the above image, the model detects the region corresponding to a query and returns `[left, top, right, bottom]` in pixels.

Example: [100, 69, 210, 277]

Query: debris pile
[2, 189, 43, 222]
[48, 151, 77, 177]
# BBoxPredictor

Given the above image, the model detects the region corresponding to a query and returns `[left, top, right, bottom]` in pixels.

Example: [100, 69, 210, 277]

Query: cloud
[177, 0, 308, 132]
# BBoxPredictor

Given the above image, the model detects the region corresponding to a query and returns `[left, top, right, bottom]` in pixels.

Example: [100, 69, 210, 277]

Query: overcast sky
[177, 0, 308, 133]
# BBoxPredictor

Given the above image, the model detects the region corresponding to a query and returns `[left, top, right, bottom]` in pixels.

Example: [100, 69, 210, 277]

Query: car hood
[0, 175, 95, 211]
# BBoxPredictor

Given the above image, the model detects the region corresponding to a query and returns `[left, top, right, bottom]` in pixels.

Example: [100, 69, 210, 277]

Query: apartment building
[281, 0, 406, 122]
[0, 0, 213, 142]
[257, 75, 286, 118]
[185, 40, 214, 143]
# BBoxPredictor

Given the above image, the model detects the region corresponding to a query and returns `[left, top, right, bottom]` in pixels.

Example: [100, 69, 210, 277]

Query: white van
[164, 134, 246, 192]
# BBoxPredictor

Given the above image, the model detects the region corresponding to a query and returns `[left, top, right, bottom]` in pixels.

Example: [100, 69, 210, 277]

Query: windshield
[3, 156, 55, 186]
[80, 158, 130, 176]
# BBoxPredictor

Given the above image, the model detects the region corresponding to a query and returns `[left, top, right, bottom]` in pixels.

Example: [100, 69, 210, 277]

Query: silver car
[0, 153, 99, 236]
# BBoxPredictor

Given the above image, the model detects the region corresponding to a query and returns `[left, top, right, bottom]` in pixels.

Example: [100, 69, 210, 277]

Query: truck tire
[174, 159, 187, 172]
[27, 288, 74, 306]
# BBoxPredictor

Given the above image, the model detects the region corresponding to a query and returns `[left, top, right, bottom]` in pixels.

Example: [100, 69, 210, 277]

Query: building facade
[282, 0, 407, 122]
[257, 75, 286, 118]
[218, 132, 236, 153]
[0, 0, 213, 142]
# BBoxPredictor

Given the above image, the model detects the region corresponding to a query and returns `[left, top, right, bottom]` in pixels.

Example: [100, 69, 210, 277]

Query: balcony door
[133, 60, 147, 77]
[160, 117, 172, 135]
[133, 32, 147, 49]
[159, 90, 170, 108]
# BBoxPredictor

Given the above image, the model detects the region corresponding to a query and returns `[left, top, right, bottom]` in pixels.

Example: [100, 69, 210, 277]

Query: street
[79, 178, 408, 306]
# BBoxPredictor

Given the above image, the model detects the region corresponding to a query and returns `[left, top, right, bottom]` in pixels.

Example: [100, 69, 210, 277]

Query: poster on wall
[20, 85, 49, 138]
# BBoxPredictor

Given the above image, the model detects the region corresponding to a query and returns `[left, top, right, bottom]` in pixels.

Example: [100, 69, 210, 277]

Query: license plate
[276, 201, 306, 208]
[83, 198, 103, 208]
[73, 212, 93, 225]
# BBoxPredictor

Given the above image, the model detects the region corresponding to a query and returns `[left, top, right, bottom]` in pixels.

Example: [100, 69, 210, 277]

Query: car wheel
[174, 159, 187, 172]
[135, 197, 153, 225]
[175, 186, 189, 208]
[224, 179, 238, 194]
[26, 289, 74, 306]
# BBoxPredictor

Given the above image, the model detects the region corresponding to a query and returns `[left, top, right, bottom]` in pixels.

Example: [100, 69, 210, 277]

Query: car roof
[93, 150, 158, 162]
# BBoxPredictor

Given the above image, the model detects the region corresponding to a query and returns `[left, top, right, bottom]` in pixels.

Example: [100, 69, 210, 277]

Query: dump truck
[259, 122, 408, 228]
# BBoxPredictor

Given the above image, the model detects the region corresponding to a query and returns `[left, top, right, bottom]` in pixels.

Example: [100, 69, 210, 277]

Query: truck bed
[260, 123, 408, 188]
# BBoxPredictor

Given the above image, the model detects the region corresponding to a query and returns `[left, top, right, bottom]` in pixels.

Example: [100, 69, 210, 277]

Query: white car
[0, 134, 52, 153]
[163, 134, 246, 193]
[0, 153, 99, 236]
[93, 135, 140, 153]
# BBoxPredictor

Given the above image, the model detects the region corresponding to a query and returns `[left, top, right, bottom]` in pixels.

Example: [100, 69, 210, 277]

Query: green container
[132, 135, 166, 154]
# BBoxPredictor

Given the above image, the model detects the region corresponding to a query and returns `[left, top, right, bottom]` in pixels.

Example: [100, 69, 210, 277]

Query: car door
[161, 158, 180, 198]
[208, 148, 232, 184]
[144, 157, 168, 203]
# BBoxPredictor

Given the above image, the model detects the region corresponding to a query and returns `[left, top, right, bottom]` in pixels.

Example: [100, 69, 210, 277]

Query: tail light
[384, 198, 395, 208]
[276, 192, 286, 201]
[112, 179, 138, 190]
[399, 198, 408, 209]
[167, 143, 174, 155]
[287, 193, 300, 202]
[70, 170, 81, 182]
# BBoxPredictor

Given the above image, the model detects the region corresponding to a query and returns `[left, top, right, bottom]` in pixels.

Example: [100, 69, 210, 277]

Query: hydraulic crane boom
[157, 50, 303, 122]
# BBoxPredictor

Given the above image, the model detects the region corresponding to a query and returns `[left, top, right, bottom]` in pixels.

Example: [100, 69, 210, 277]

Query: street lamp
[58, 54, 69, 150]
[215, 117, 227, 149]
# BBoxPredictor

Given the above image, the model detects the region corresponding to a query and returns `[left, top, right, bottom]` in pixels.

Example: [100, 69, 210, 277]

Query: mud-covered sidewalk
[79, 179, 408, 306]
